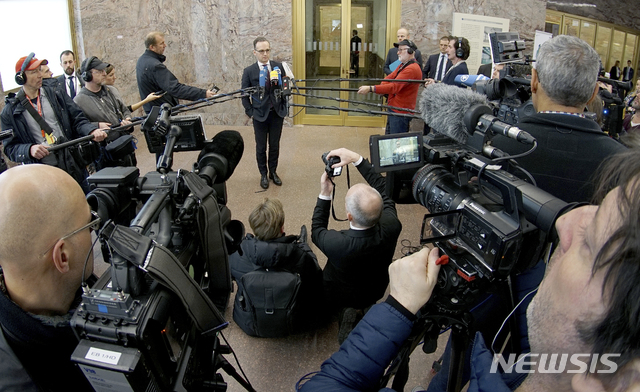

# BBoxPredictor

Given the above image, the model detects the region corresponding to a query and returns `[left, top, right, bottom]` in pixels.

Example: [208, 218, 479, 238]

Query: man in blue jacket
[300, 148, 640, 391]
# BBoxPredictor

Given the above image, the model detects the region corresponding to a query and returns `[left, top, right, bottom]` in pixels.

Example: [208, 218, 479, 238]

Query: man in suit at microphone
[136, 32, 216, 115]
[241, 37, 288, 189]
[423, 36, 452, 81]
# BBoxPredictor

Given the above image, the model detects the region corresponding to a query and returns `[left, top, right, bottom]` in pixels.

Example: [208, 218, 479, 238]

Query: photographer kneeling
[0, 165, 97, 391]
[302, 148, 640, 392]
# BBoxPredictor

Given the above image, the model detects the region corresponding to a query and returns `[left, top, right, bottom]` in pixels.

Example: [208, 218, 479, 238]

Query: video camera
[70, 106, 251, 391]
[472, 32, 535, 125]
[370, 108, 570, 313]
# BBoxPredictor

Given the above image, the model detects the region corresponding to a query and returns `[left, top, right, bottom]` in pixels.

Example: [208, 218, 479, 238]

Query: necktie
[68, 75, 76, 98]
[437, 54, 446, 81]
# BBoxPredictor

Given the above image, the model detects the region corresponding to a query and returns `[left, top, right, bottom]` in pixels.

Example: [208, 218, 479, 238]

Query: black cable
[292, 91, 420, 114]
[290, 103, 421, 119]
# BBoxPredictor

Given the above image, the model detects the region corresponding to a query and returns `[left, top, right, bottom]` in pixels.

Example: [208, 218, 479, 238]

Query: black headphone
[406, 40, 415, 55]
[455, 37, 464, 58]
[81, 56, 97, 82]
[15, 52, 35, 86]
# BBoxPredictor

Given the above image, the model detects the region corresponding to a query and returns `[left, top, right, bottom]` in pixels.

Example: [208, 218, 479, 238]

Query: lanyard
[26, 94, 46, 138]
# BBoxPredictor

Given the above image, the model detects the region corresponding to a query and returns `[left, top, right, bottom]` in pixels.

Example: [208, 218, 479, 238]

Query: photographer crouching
[0, 165, 97, 391]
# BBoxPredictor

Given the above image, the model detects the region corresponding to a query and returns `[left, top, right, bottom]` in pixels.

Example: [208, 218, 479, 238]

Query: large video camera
[371, 106, 569, 313]
[70, 105, 251, 391]
[472, 32, 535, 125]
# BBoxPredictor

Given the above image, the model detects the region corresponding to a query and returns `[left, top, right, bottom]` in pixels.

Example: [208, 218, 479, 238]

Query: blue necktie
[68, 75, 76, 98]
[437, 55, 446, 81]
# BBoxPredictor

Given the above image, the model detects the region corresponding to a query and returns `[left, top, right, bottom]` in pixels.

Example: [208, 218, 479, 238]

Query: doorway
[292, 0, 398, 126]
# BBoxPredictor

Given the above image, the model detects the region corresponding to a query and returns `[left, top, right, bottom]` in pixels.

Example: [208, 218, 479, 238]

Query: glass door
[293, 0, 392, 126]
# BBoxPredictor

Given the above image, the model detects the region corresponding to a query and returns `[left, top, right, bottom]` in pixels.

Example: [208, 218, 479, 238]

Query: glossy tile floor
[93, 124, 448, 392]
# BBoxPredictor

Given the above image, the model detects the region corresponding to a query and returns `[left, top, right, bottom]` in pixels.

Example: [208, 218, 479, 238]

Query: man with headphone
[74, 56, 136, 168]
[357, 39, 422, 134]
[1, 53, 108, 192]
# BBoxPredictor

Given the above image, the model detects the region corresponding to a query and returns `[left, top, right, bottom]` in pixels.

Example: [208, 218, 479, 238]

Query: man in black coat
[241, 37, 288, 189]
[57, 50, 81, 99]
[623, 59, 635, 82]
[136, 31, 216, 114]
[311, 148, 402, 316]
[0, 164, 98, 391]
[423, 36, 452, 81]
[610, 60, 622, 80]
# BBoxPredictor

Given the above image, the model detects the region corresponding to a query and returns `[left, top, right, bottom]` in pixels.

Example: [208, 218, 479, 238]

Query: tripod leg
[447, 324, 470, 392]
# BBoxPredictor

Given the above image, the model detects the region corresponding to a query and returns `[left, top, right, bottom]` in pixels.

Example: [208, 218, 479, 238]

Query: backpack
[233, 269, 302, 338]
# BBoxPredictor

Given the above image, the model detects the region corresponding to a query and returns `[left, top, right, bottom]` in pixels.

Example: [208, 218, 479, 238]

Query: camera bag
[233, 269, 302, 338]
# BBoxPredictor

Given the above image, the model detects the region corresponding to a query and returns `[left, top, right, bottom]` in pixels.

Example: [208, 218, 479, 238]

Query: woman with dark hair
[103, 63, 163, 112]
[424, 36, 470, 87]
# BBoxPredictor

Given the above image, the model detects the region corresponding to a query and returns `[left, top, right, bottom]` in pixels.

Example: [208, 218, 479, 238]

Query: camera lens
[412, 164, 472, 213]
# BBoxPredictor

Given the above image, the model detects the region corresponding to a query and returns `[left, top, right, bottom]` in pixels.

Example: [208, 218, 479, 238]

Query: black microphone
[197, 130, 245, 184]
[419, 83, 535, 145]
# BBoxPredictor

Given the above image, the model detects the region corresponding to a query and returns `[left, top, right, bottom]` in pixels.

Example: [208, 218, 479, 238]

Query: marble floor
[92, 123, 449, 392]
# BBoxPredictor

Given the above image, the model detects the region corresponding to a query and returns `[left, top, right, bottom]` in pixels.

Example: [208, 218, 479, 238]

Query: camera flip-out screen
[420, 210, 462, 244]
[369, 132, 423, 173]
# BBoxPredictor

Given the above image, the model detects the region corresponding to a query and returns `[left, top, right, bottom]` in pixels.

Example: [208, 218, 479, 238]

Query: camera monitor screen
[369, 132, 424, 173]
[144, 114, 207, 154]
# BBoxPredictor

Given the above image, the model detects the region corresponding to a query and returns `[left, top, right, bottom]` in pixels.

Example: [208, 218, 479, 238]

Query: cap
[15, 56, 48, 73]
[82, 57, 110, 74]
[394, 39, 418, 52]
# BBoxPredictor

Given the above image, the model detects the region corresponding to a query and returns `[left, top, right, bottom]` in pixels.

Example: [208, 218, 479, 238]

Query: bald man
[0, 165, 96, 391]
[311, 148, 402, 343]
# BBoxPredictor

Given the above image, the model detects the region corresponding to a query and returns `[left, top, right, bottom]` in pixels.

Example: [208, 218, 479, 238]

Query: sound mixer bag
[233, 269, 302, 338]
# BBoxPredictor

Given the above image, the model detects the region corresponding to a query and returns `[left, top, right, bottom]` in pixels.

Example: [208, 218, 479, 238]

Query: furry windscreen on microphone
[419, 83, 489, 144]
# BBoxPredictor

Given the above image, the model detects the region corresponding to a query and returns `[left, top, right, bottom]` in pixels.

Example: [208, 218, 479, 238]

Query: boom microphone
[454, 74, 490, 88]
[420, 83, 489, 143]
[197, 130, 245, 184]
[420, 83, 535, 145]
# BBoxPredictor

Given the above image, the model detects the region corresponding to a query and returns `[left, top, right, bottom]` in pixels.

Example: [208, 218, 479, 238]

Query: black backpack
[233, 269, 302, 338]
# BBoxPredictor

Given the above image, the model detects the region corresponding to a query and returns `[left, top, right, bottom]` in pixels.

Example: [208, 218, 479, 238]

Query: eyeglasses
[255, 49, 271, 54]
[41, 211, 101, 257]
[397, 48, 409, 53]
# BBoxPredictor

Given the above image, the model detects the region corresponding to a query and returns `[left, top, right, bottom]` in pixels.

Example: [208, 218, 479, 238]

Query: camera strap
[330, 165, 350, 222]
[101, 222, 228, 335]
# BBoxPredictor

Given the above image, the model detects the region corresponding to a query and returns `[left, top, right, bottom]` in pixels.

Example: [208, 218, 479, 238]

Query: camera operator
[302, 148, 640, 392]
[491, 35, 625, 203]
[311, 148, 402, 343]
[1, 54, 108, 193]
[74, 56, 137, 168]
[0, 165, 97, 391]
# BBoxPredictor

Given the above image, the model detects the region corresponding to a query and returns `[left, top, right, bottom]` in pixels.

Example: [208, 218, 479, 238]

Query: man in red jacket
[358, 39, 422, 134]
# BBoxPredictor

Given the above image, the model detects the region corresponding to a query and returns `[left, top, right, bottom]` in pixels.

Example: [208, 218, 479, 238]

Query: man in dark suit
[423, 36, 452, 81]
[383, 28, 423, 75]
[623, 60, 635, 82]
[610, 60, 622, 80]
[311, 148, 402, 342]
[241, 37, 288, 189]
[57, 50, 80, 99]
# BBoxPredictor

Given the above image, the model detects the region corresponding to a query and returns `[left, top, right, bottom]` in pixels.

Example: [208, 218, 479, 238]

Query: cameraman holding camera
[302, 148, 640, 392]
[0, 165, 96, 391]
[311, 148, 402, 343]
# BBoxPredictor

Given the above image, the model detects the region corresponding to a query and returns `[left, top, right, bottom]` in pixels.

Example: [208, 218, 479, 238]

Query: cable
[491, 287, 538, 354]
[218, 331, 256, 391]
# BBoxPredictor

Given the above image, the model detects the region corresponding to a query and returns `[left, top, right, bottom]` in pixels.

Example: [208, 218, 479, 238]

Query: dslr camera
[322, 151, 342, 178]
